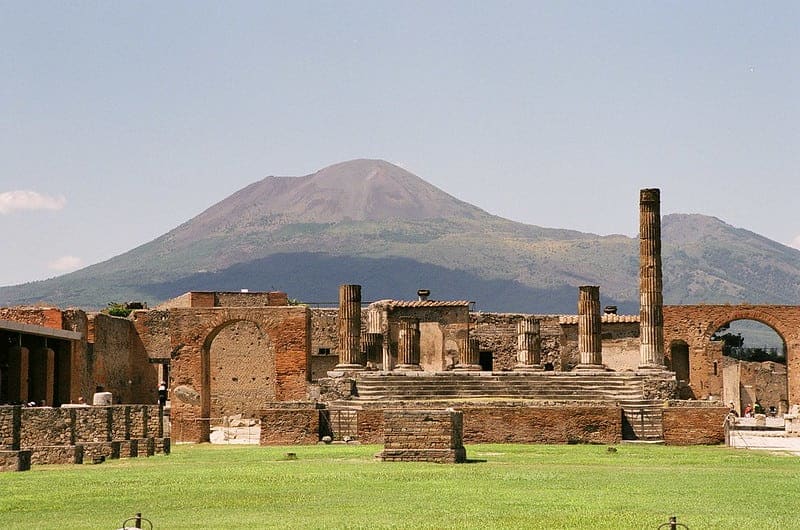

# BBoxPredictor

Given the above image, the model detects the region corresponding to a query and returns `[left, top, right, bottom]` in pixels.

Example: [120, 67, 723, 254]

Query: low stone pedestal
[379, 409, 466, 463]
[81, 441, 121, 463]
[0, 450, 31, 472]
[29, 445, 84, 465]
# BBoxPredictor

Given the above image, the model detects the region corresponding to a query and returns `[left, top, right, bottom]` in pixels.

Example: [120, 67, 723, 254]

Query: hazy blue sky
[2, 2, 798, 287]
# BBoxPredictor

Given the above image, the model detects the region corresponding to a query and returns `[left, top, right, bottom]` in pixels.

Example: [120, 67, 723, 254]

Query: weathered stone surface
[173, 385, 201, 405]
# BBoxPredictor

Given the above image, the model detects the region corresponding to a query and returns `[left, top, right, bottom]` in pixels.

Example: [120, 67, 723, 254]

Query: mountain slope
[1, 159, 799, 312]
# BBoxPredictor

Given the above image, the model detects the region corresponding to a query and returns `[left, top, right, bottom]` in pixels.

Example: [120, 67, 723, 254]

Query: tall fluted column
[576, 286, 604, 369]
[336, 284, 364, 370]
[395, 317, 421, 371]
[455, 332, 481, 371]
[515, 317, 543, 371]
[639, 189, 665, 369]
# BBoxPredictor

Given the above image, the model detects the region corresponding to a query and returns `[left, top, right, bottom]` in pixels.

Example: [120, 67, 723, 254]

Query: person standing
[157, 381, 168, 407]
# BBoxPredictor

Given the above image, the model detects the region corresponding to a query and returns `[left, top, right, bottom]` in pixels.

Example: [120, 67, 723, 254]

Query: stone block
[118, 439, 139, 458]
[154, 437, 170, 455]
[29, 445, 84, 465]
[0, 450, 31, 472]
[81, 441, 120, 463]
[379, 410, 466, 463]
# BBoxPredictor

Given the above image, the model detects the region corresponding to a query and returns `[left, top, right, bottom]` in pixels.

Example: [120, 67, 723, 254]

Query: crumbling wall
[470, 313, 564, 371]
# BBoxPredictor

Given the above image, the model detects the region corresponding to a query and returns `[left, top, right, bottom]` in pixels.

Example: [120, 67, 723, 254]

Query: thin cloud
[48, 255, 83, 272]
[791, 235, 800, 250]
[0, 190, 66, 214]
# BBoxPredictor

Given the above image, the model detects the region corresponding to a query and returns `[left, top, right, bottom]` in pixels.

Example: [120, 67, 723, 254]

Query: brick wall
[259, 404, 322, 445]
[662, 405, 728, 445]
[470, 313, 565, 370]
[462, 406, 621, 444]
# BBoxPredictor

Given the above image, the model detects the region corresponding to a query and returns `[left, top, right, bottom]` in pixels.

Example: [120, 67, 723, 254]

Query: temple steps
[352, 372, 646, 403]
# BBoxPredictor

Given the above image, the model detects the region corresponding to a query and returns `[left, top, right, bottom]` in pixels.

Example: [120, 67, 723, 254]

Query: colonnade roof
[0, 319, 82, 341]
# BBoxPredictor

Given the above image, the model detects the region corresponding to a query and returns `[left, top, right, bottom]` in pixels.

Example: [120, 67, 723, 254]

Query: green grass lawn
[1, 443, 798, 529]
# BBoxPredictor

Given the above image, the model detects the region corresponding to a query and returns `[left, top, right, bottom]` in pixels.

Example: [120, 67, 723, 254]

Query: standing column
[362, 332, 383, 369]
[335, 284, 364, 370]
[455, 332, 481, 371]
[576, 286, 604, 369]
[395, 317, 421, 371]
[515, 317, 543, 371]
[639, 189, 665, 369]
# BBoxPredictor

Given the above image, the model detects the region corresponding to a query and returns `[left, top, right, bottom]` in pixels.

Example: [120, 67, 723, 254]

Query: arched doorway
[201, 320, 275, 441]
[711, 319, 787, 415]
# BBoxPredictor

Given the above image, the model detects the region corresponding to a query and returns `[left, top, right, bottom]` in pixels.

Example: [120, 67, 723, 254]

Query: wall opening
[479, 350, 493, 372]
[712, 319, 788, 414]
[670, 341, 690, 383]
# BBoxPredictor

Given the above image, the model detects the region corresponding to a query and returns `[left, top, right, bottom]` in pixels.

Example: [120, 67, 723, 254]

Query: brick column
[455, 333, 481, 371]
[515, 317, 543, 371]
[576, 286, 604, 369]
[395, 317, 421, 371]
[639, 189, 665, 369]
[336, 284, 364, 370]
[7, 346, 29, 404]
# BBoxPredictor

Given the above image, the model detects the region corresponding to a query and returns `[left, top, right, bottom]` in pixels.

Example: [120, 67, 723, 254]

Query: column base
[637, 364, 666, 372]
[573, 364, 609, 372]
[328, 364, 365, 377]
[513, 364, 544, 372]
[453, 364, 482, 372]
[394, 364, 422, 372]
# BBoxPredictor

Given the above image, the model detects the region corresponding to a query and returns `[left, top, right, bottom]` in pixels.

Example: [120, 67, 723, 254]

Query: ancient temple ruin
[3, 188, 799, 463]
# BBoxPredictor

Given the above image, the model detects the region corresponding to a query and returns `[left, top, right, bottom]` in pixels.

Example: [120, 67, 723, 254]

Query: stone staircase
[353, 372, 647, 403]
[620, 399, 664, 441]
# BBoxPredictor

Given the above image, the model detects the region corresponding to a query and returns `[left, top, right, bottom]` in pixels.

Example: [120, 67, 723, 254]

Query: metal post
[135, 512, 142, 528]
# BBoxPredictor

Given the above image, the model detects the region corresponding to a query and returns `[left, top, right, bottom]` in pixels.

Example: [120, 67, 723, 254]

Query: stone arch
[702, 308, 790, 350]
[665, 305, 800, 404]
[200, 318, 275, 426]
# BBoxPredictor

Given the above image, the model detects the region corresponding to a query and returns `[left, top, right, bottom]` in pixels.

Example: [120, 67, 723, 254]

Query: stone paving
[728, 417, 800, 455]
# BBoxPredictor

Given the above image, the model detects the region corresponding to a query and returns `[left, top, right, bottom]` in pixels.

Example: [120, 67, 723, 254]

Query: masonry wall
[662, 404, 728, 445]
[470, 313, 565, 371]
[0, 404, 167, 470]
[462, 405, 621, 444]
[352, 404, 621, 445]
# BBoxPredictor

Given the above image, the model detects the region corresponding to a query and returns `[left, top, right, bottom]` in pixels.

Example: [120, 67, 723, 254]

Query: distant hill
[2, 159, 799, 312]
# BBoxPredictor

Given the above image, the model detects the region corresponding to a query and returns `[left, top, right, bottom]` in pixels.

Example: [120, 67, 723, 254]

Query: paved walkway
[727, 417, 800, 455]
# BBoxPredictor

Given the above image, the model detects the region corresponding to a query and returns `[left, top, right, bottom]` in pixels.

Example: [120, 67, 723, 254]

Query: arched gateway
[663, 305, 800, 404]
[168, 306, 310, 442]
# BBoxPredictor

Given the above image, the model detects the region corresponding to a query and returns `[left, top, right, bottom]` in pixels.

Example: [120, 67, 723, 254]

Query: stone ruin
[2, 187, 798, 466]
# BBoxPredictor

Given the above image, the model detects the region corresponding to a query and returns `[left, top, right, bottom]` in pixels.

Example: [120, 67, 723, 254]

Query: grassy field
[1, 443, 798, 529]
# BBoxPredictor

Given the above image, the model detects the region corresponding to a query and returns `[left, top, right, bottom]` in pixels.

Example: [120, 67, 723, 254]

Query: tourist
[158, 381, 168, 407]
[744, 403, 753, 417]
[728, 401, 738, 416]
